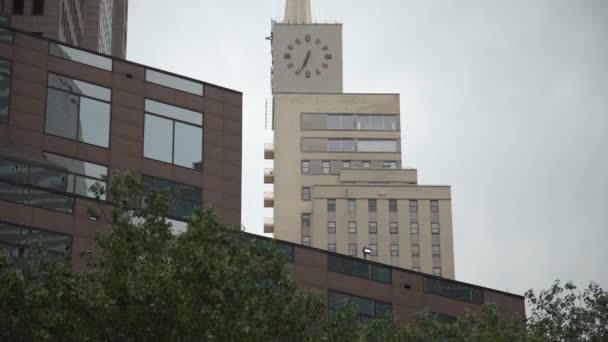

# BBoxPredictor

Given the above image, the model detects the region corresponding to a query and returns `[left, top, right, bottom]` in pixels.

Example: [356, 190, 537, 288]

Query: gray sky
[127, 0, 608, 297]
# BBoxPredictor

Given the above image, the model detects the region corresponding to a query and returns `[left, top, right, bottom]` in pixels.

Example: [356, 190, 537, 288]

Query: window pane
[0, 74, 9, 123]
[301, 113, 326, 130]
[45, 88, 78, 140]
[43, 153, 107, 179]
[172, 182, 201, 202]
[145, 99, 203, 126]
[145, 69, 203, 96]
[79, 97, 110, 147]
[144, 114, 173, 163]
[74, 176, 106, 200]
[0, 181, 26, 203]
[0, 158, 26, 183]
[423, 278, 484, 305]
[49, 43, 113, 71]
[0, 28, 13, 44]
[28, 166, 67, 192]
[371, 265, 391, 283]
[357, 140, 398, 152]
[48, 73, 111, 101]
[173, 123, 203, 170]
[302, 138, 326, 152]
[173, 199, 200, 219]
[327, 114, 340, 129]
[28, 188, 73, 213]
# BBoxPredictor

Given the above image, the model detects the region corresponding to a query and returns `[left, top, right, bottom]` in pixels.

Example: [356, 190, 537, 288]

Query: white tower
[284, 0, 312, 24]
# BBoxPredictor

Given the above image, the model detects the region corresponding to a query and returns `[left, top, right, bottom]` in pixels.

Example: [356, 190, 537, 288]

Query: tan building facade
[1, 0, 128, 58]
[266, 0, 455, 279]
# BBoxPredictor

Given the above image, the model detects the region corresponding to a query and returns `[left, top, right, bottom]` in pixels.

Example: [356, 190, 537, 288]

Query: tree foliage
[0, 173, 605, 341]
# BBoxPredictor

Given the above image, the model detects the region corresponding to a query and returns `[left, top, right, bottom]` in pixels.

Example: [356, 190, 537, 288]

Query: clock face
[283, 34, 333, 78]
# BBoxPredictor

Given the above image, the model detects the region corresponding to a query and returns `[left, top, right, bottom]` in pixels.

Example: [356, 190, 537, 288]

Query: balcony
[264, 143, 274, 160]
[264, 191, 274, 208]
[264, 217, 274, 233]
[264, 168, 274, 184]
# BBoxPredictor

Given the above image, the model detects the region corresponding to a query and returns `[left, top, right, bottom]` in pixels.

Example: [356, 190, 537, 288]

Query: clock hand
[298, 50, 311, 73]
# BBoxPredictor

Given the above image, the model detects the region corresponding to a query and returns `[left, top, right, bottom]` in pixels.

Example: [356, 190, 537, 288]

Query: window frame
[42, 151, 108, 200]
[301, 160, 310, 174]
[143, 99, 204, 171]
[0, 57, 12, 124]
[301, 187, 311, 201]
[44, 73, 112, 148]
[389, 222, 398, 234]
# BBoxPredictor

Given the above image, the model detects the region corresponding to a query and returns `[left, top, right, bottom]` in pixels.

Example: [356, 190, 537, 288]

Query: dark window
[328, 291, 392, 322]
[33, 0, 44, 15]
[389, 222, 398, 234]
[327, 221, 336, 233]
[389, 199, 398, 212]
[301, 187, 311, 201]
[423, 277, 484, 305]
[45, 73, 111, 147]
[301, 160, 310, 174]
[327, 199, 336, 212]
[144, 99, 203, 170]
[13, 0, 24, 15]
[368, 199, 376, 212]
[0, 58, 11, 123]
[0, 157, 74, 214]
[43, 153, 108, 200]
[328, 254, 391, 284]
[369, 222, 377, 233]
[431, 200, 439, 212]
[0, 221, 71, 266]
[141, 176, 202, 220]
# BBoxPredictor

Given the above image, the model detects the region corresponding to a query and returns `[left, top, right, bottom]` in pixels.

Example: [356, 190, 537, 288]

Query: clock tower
[271, 0, 343, 94]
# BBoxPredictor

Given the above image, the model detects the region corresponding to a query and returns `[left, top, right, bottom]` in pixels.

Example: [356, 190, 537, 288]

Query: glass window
[369, 222, 377, 233]
[327, 114, 355, 130]
[389, 199, 398, 212]
[369, 244, 378, 256]
[145, 69, 204, 96]
[142, 176, 202, 220]
[384, 161, 398, 169]
[0, 26, 13, 44]
[13, 0, 24, 14]
[1, 222, 71, 265]
[432, 234, 441, 246]
[368, 199, 376, 212]
[329, 291, 392, 321]
[342, 161, 350, 169]
[0, 58, 11, 123]
[433, 268, 442, 277]
[277, 242, 294, 262]
[412, 245, 420, 254]
[144, 100, 203, 170]
[327, 199, 336, 212]
[301, 214, 311, 227]
[357, 140, 398, 152]
[357, 115, 398, 130]
[363, 161, 371, 168]
[49, 43, 112, 71]
[43, 153, 108, 200]
[432, 223, 440, 233]
[431, 200, 440, 212]
[32, 0, 44, 15]
[348, 244, 357, 256]
[0, 181, 73, 214]
[348, 222, 356, 233]
[322, 161, 330, 174]
[409, 200, 418, 212]
[302, 236, 311, 246]
[45, 74, 111, 147]
[390, 244, 399, 256]
[302, 161, 310, 174]
[302, 187, 311, 201]
[347, 199, 356, 212]
[328, 243, 336, 252]
[389, 222, 398, 234]
[328, 254, 392, 284]
[411, 234, 419, 245]
[328, 221, 336, 233]
[423, 278, 484, 305]
[328, 139, 355, 152]
[410, 222, 419, 234]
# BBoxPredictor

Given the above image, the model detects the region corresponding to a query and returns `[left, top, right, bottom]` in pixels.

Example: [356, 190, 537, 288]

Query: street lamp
[362, 246, 372, 260]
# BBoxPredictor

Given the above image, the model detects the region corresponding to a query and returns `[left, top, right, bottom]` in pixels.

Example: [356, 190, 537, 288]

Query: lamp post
[362, 246, 372, 260]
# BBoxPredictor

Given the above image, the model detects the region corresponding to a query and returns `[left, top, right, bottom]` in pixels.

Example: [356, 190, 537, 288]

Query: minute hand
[298, 50, 311, 72]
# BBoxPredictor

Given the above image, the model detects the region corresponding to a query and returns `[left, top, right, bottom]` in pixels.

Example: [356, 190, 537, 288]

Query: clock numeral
[305, 71, 311, 78]
[322, 45, 328, 51]
[315, 69, 321, 75]
[315, 38, 321, 44]
[325, 54, 333, 60]
[283, 53, 291, 59]
[287, 63, 294, 68]
[295, 69, 301, 75]
[322, 63, 328, 69]
[288, 44, 294, 50]
[295, 38, 301, 44]
[305, 34, 311, 42]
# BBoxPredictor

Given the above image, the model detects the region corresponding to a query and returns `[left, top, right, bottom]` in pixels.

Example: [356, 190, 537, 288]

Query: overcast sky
[127, 0, 608, 297]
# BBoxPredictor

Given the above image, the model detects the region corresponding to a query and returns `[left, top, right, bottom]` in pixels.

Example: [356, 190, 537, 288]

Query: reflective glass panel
[174, 123, 203, 169]
[28, 189, 73, 213]
[79, 97, 110, 147]
[28, 166, 67, 192]
[357, 140, 398, 152]
[44, 153, 107, 179]
[145, 69, 204, 96]
[74, 177, 106, 199]
[145, 99, 203, 126]
[0, 27, 13, 44]
[144, 114, 173, 163]
[49, 43, 113, 71]
[0, 74, 10, 123]
[45, 88, 79, 140]
[0, 158, 25, 183]
[48, 73, 111, 101]
[0, 181, 26, 203]
[0, 58, 10, 75]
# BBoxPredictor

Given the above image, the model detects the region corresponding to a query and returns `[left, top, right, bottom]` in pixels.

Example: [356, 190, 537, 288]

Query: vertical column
[327, 199, 336, 252]
[409, 200, 420, 272]
[347, 199, 357, 256]
[389, 199, 399, 266]
[430, 200, 441, 276]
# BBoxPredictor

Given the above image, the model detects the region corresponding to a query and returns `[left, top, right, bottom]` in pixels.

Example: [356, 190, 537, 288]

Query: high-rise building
[266, 0, 455, 279]
[0, 0, 128, 58]
[0, 25, 242, 270]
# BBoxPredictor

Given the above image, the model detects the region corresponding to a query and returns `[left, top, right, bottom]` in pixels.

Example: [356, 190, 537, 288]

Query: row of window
[0, 221, 71, 267]
[301, 113, 399, 131]
[12, 0, 45, 16]
[0, 152, 202, 220]
[301, 160, 399, 175]
[302, 138, 400, 153]
[329, 291, 392, 322]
